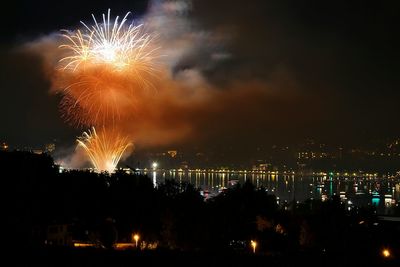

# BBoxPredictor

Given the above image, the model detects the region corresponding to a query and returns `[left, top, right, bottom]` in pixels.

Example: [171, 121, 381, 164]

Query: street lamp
[152, 162, 158, 170]
[251, 240, 257, 254]
[382, 248, 391, 258]
[133, 234, 140, 248]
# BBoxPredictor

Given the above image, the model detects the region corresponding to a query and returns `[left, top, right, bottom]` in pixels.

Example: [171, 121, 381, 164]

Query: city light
[250, 240, 257, 254]
[1, 142, 8, 150]
[382, 248, 391, 258]
[152, 162, 158, 170]
[4, 1, 400, 266]
[73, 242, 96, 248]
[133, 234, 140, 248]
[114, 243, 135, 250]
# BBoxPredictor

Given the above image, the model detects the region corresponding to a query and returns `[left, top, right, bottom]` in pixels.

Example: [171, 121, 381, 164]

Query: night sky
[2, 0, 400, 158]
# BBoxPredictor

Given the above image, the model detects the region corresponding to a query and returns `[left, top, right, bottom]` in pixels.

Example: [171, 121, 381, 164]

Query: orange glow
[1, 142, 8, 150]
[382, 248, 391, 258]
[74, 242, 95, 248]
[56, 9, 159, 127]
[114, 243, 135, 250]
[54, 10, 160, 172]
[133, 234, 140, 241]
[251, 240, 257, 254]
[133, 233, 140, 247]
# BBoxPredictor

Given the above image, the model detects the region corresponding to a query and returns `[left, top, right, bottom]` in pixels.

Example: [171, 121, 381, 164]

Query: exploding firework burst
[60, 9, 158, 72]
[54, 9, 161, 173]
[77, 127, 132, 173]
[57, 9, 160, 126]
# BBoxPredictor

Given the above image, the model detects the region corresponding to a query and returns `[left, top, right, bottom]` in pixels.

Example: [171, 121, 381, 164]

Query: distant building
[298, 151, 328, 160]
[252, 160, 271, 171]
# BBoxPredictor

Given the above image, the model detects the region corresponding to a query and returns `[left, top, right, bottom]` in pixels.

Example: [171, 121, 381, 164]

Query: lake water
[143, 169, 400, 214]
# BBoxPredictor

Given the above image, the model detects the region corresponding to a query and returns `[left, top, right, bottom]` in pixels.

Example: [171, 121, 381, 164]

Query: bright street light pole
[251, 240, 257, 254]
[133, 234, 140, 248]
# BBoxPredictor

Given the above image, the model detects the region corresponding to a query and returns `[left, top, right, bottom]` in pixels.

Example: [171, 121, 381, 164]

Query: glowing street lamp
[133, 234, 140, 248]
[152, 162, 158, 187]
[251, 240, 257, 254]
[382, 248, 391, 258]
[152, 162, 158, 170]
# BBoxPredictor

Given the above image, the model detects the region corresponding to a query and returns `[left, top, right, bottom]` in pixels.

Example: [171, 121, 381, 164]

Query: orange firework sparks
[54, 9, 161, 172]
[77, 127, 132, 173]
[57, 66, 144, 126]
[56, 9, 159, 127]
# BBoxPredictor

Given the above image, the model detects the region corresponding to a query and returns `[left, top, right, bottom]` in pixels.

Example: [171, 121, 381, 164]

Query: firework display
[58, 9, 159, 127]
[77, 128, 132, 173]
[56, 9, 159, 172]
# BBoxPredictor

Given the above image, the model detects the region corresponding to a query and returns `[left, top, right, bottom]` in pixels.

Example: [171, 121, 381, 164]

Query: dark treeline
[1, 151, 399, 266]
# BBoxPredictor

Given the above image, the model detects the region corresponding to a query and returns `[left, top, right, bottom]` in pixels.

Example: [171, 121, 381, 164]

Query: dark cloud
[191, 0, 400, 89]
[187, 0, 400, 144]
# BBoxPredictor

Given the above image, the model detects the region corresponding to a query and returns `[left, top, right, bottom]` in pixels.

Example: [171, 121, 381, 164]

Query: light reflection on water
[143, 170, 400, 214]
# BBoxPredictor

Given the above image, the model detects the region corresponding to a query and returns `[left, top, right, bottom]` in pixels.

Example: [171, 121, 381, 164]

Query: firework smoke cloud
[23, 0, 279, 170]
